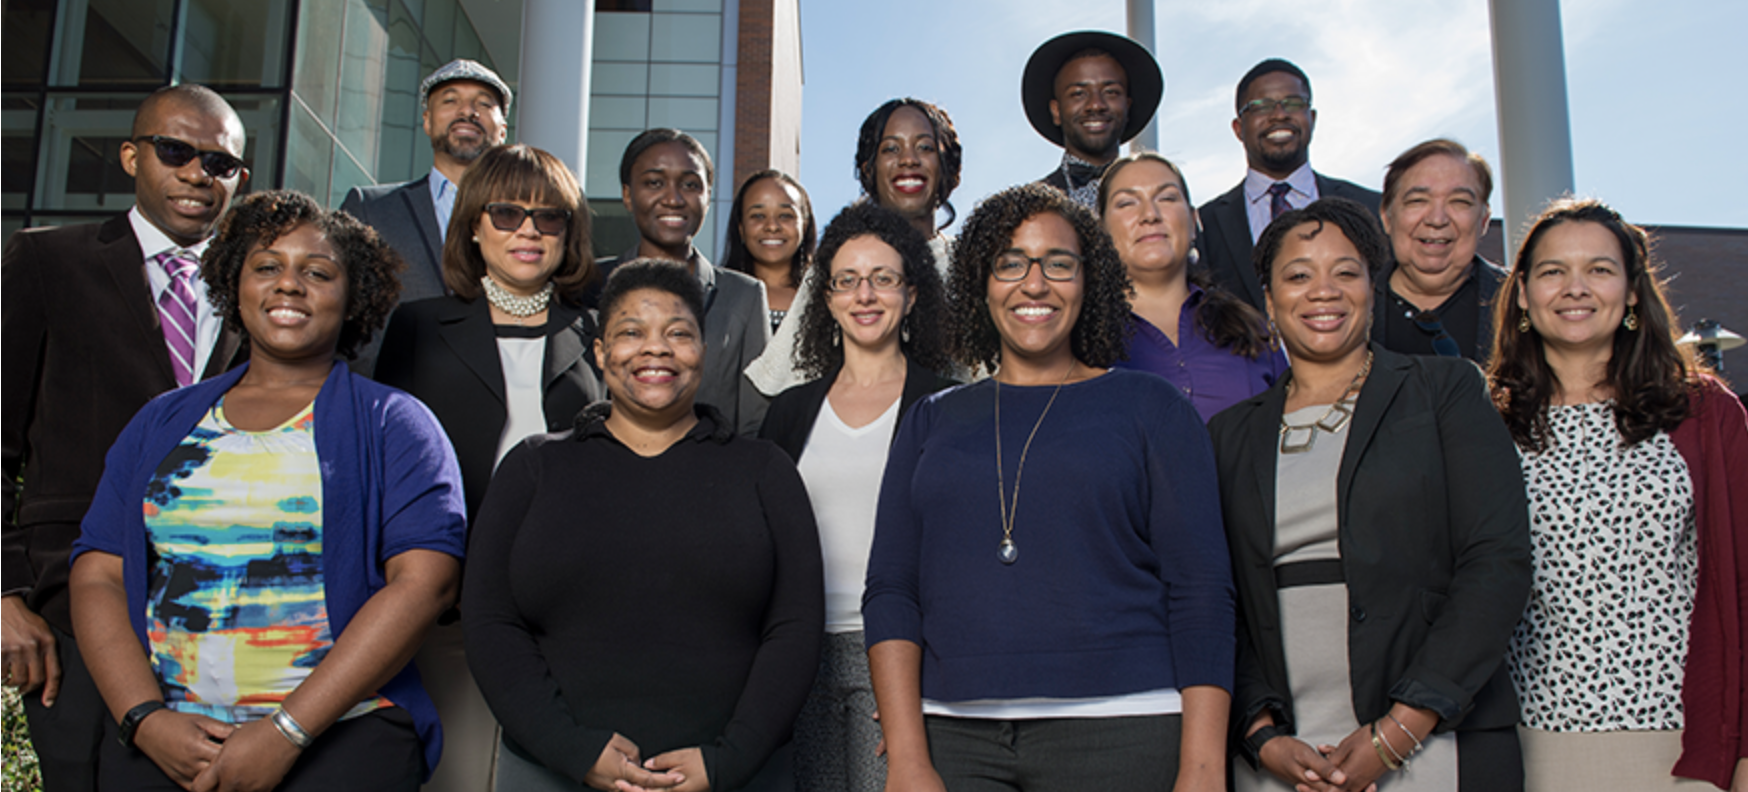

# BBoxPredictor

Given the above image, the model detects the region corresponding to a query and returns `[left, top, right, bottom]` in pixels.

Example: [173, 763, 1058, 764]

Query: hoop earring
[1518, 313, 1531, 333]
[1623, 307, 1639, 331]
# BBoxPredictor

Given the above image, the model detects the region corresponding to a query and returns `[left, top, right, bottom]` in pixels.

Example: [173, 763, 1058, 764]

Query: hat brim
[1021, 31, 1163, 147]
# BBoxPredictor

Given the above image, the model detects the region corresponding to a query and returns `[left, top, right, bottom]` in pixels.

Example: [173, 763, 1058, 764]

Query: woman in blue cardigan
[69, 191, 467, 791]
[863, 184, 1234, 792]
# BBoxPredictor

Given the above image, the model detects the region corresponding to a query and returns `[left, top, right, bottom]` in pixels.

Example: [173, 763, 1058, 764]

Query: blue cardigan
[864, 369, 1235, 702]
[72, 362, 467, 778]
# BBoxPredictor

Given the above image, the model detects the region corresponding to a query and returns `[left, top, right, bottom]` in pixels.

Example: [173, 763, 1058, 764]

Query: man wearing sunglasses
[341, 58, 511, 373]
[2, 83, 250, 792]
[1198, 58, 1381, 312]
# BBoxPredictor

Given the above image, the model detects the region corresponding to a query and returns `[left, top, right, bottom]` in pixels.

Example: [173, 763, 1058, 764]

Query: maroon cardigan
[1670, 378, 1748, 789]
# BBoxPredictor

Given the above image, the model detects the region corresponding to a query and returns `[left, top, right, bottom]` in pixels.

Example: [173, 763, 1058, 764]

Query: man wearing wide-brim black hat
[1022, 30, 1162, 210]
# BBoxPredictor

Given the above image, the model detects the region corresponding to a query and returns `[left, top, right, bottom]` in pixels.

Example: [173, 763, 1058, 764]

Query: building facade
[2, 0, 802, 260]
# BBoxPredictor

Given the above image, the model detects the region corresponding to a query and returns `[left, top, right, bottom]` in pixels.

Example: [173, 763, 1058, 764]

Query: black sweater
[462, 403, 823, 790]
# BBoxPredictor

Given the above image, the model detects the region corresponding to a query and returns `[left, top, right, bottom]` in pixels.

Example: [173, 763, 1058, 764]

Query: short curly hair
[1252, 196, 1390, 290]
[946, 183, 1131, 372]
[597, 257, 707, 333]
[202, 190, 403, 360]
[793, 202, 950, 379]
[854, 98, 963, 231]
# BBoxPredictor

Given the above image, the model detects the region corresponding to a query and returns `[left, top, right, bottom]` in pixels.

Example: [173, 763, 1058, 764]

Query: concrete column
[517, 0, 595, 183]
[1488, 0, 1575, 260]
[1126, 0, 1158, 153]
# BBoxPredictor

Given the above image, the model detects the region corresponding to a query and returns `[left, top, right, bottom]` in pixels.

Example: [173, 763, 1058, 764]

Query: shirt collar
[429, 168, 456, 203]
[573, 402, 734, 445]
[1243, 163, 1317, 205]
[128, 206, 211, 263]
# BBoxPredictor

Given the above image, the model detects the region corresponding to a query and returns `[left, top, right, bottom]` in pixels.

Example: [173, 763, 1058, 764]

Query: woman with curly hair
[757, 202, 956, 792]
[69, 190, 467, 791]
[723, 169, 817, 333]
[1098, 152, 1285, 421]
[863, 183, 1235, 791]
[1487, 198, 1748, 792]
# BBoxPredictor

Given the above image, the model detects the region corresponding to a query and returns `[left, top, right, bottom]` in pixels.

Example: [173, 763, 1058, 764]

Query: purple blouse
[1114, 286, 1288, 422]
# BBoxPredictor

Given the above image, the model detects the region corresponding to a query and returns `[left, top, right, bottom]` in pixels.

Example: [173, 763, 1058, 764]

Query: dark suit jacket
[1198, 173, 1382, 312]
[1207, 346, 1529, 739]
[758, 358, 959, 462]
[341, 176, 451, 376]
[2, 215, 245, 631]
[373, 296, 605, 520]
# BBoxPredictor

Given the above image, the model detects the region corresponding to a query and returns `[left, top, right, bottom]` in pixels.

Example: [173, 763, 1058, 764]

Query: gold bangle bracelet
[1370, 722, 1403, 770]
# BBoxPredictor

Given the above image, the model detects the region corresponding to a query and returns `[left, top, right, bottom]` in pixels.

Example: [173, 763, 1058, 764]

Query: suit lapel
[1337, 347, 1411, 512]
[436, 298, 507, 405]
[97, 216, 179, 387]
[1246, 380, 1288, 551]
[1211, 187, 1263, 307]
[402, 176, 445, 282]
[543, 302, 589, 391]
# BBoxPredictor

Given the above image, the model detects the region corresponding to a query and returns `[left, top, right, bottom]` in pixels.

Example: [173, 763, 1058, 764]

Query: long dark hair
[1097, 152, 1275, 360]
[722, 170, 816, 290]
[946, 183, 1131, 372]
[1486, 198, 1702, 452]
[793, 203, 950, 378]
[854, 98, 963, 231]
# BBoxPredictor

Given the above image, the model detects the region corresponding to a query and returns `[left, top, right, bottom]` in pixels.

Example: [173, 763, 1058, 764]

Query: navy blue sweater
[863, 368, 1235, 702]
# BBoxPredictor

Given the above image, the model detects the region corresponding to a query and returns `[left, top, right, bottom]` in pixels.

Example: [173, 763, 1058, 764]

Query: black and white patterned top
[1508, 402, 1696, 731]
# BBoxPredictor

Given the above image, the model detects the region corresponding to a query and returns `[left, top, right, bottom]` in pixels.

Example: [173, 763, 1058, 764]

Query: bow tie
[1063, 159, 1105, 185]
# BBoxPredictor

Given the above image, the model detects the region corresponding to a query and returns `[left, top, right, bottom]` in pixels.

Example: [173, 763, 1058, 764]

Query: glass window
[4, 0, 57, 90]
[330, 145, 372, 209]
[588, 198, 637, 258]
[177, 0, 293, 88]
[32, 94, 143, 212]
[647, 63, 716, 97]
[292, 0, 345, 127]
[653, 0, 720, 12]
[590, 96, 647, 131]
[647, 97, 715, 131]
[3, 95, 39, 212]
[421, 0, 455, 54]
[3, 216, 22, 240]
[586, 128, 639, 198]
[649, 13, 719, 63]
[49, 0, 175, 87]
[224, 94, 282, 196]
[334, 0, 391, 174]
[594, 12, 650, 61]
[598, 0, 653, 11]
[451, 12, 484, 63]
[284, 100, 334, 201]
[591, 62, 647, 96]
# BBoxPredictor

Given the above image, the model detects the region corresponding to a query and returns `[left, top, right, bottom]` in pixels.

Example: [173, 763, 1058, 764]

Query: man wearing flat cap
[341, 58, 512, 317]
[1022, 30, 1163, 210]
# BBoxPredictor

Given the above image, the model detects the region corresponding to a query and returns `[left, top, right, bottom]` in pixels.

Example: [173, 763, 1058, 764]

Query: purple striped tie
[1268, 182, 1294, 221]
[156, 252, 200, 387]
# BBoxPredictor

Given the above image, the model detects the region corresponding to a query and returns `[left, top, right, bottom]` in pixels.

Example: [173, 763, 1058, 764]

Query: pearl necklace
[482, 275, 553, 322]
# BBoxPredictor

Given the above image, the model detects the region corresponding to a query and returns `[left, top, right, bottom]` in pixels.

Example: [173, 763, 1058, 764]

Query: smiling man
[1199, 59, 1381, 311]
[2, 84, 249, 792]
[1021, 30, 1162, 211]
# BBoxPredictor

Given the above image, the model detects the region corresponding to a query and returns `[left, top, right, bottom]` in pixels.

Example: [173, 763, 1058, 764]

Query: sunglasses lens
[152, 138, 198, 168]
[197, 152, 242, 179]
[487, 205, 525, 232]
[532, 210, 568, 235]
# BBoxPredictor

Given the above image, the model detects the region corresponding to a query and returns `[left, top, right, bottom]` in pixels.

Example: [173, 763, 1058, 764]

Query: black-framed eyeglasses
[1412, 310, 1462, 357]
[828, 269, 906, 293]
[992, 252, 1081, 282]
[132, 135, 247, 179]
[483, 203, 571, 236]
[1238, 96, 1312, 117]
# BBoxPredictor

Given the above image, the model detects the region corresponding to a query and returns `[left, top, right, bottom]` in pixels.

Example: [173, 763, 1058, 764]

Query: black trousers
[925, 714, 1184, 792]
[98, 707, 423, 792]
[21, 627, 106, 792]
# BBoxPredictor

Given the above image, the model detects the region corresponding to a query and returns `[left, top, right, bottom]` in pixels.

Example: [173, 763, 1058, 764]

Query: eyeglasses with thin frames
[132, 135, 247, 179]
[1238, 97, 1312, 117]
[991, 252, 1081, 282]
[828, 269, 907, 293]
[483, 203, 571, 236]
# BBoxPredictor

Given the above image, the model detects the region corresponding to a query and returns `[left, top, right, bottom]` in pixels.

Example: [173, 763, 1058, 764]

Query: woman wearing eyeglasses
[864, 184, 1234, 792]
[757, 203, 956, 792]
[372, 143, 602, 792]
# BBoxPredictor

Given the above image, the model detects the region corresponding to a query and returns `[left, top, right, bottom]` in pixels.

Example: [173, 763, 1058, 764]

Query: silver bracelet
[1386, 712, 1424, 754]
[271, 708, 313, 750]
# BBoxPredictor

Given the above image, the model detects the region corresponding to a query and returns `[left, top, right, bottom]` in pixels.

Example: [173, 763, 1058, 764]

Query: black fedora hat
[1021, 31, 1163, 146]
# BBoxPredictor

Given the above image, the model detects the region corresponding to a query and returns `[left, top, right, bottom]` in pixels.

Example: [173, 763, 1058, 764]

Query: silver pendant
[998, 539, 1018, 565]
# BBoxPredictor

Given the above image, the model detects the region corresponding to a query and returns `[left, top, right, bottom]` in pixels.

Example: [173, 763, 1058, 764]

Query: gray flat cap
[419, 59, 513, 113]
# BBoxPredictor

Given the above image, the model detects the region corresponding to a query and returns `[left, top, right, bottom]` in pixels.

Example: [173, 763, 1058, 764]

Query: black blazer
[1198, 173, 1382, 312]
[373, 295, 604, 519]
[2, 214, 245, 631]
[1207, 346, 1529, 739]
[758, 358, 959, 462]
[1372, 254, 1509, 364]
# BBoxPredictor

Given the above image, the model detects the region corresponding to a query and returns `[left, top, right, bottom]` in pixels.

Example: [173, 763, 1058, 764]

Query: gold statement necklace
[993, 362, 1075, 565]
[1279, 350, 1373, 454]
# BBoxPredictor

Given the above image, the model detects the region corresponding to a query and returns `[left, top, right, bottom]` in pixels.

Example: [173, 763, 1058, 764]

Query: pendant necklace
[1279, 350, 1373, 454]
[994, 362, 1075, 565]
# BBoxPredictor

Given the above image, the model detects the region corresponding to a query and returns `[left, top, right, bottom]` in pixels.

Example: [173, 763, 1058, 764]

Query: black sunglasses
[132, 135, 247, 179]
[483, 203, 571, 236]
[1412, 310, 1463, 357]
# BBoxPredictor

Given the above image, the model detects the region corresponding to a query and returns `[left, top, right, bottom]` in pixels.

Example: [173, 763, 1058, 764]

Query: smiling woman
[69, 190, 467, 792]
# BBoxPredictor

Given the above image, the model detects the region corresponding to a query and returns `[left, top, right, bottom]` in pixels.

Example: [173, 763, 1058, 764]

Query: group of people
[2, 26, 1743, 792]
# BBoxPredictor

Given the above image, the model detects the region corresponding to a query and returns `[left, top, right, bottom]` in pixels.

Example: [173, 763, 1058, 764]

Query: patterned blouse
[143, 399, 387, 723]
[1508, 402, 1696, 731]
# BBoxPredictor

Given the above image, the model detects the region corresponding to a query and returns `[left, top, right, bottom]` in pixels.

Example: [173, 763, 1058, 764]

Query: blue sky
[793, 0, 1746, 237]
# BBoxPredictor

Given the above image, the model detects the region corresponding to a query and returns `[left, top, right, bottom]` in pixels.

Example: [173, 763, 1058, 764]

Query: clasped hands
[1259, 716, 1426, 792]
[587, 733, 709, 792]
[133, 710, 302, 792]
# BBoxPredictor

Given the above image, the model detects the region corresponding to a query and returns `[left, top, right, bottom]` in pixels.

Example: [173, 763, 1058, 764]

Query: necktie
[156, 252, 200, 387]
[1268, 182, 1294, 221]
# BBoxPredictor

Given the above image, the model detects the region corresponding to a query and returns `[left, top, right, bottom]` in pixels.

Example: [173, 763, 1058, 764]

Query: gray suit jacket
[1197, 173, 1382, 312]
[341, 175, 451, 374]
[598, 249, 772, 435]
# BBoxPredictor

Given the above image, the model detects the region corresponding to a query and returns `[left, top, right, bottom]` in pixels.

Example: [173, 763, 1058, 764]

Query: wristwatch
[118, 700, 168, 749]
[1242, 723, 1292, 769]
